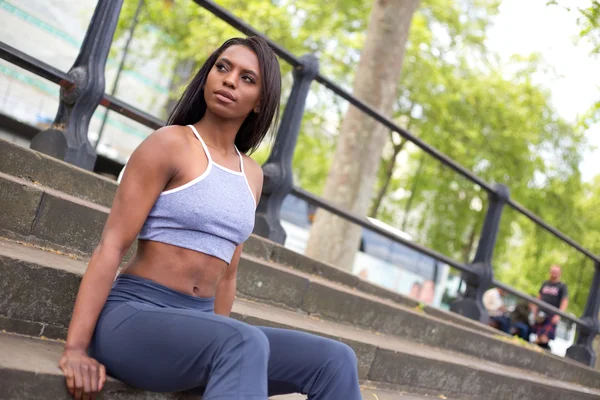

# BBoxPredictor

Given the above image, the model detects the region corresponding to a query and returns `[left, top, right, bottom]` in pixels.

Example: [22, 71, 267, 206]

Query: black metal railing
[1, 0, 598, 366]
[196, 0, 600, 366]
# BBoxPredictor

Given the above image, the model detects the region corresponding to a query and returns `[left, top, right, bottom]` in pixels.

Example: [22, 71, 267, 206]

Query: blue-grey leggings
[89, 274, 362, 400]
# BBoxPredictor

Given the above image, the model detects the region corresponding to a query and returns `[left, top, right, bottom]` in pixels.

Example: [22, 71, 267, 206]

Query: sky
[486, 0, 600, 182]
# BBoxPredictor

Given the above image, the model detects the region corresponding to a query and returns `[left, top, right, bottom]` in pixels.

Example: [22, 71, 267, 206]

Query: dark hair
[167, 36, 281, 154]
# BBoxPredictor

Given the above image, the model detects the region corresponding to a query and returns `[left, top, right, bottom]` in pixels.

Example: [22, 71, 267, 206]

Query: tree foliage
[115, 0, 599, 316]
[579, 0, 600, 53]
[547, 0, 600, 54]
[305, 0, 421, 270]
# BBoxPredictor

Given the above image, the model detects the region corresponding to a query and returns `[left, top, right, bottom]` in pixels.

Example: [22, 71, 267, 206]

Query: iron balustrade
[1, 0, 598, 366]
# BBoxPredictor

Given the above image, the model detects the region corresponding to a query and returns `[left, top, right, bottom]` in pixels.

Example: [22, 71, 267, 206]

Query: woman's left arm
[214, 155, 264, 317]
[214, 244, 243, 316]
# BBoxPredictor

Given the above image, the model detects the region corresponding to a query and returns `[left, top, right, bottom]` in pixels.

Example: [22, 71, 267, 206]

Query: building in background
[0, 0, 172, 164]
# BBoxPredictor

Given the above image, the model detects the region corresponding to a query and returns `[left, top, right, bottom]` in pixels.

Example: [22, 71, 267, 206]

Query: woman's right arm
[59, 127, 183, 400]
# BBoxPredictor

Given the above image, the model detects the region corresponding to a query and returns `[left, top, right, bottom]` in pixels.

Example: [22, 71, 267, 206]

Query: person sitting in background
[510, 300, 531, 341]
[483, 287, 510, 333]
[532, 265, 569, 350]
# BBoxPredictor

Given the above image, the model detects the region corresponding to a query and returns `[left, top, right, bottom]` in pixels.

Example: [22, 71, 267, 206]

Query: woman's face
[204, 45, 261, 120]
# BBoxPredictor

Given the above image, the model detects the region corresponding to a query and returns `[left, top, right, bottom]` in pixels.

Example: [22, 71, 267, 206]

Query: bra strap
[234, 146, 245, 174]
[187, 125, 212, 163]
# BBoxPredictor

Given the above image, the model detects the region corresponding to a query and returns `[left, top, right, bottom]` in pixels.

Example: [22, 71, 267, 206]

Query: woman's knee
[248, 325, 270, 351]
[235, 324, 270, 357]
[323, 341, 358, 373]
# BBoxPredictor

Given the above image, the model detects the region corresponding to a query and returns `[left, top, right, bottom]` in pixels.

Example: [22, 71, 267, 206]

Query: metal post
[566, 260, 600, 366]
[253, 54, 319, 243]
[451, 184, 509, 323]
[30, 0, 124, 170]
[95, 0, 144, 150]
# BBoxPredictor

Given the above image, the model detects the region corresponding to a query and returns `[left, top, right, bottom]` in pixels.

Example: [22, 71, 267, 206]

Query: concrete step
[0, 171, 111, 257]
[0, 138, 117, 209]
[0, 334, 441, 400]
[1, 238, 599, 393]
[272, 392, 445, 400]
[243, 234, 492, 334]
[0, 139, 508, 343]
[3, 305, 600, 400]
[3, 141, 600, 394]
[0, 139, 517, 336]
[0, 162, 491, 336]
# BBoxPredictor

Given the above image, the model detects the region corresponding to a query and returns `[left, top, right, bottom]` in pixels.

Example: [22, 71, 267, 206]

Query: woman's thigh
[91, 302, 268, 393]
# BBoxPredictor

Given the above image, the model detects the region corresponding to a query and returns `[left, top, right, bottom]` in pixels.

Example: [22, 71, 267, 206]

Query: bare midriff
[121, 239, 228, 298]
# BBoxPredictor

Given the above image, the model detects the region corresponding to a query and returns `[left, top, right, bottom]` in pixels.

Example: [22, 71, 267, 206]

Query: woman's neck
[194, 110, 243, 155]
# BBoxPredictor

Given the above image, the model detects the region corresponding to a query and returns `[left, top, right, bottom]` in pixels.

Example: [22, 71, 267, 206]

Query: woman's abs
[121, 239, 227, 298]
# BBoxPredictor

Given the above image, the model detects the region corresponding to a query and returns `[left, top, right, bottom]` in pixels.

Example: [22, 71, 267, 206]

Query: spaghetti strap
[187, 125, 212, 162]
[234, 146, 245, 174]
[234, 146, 256, 207]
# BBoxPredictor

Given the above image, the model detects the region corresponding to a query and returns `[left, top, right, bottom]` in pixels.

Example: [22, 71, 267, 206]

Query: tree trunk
[369, 134, 407, 218]
[305, 0, 420, 271]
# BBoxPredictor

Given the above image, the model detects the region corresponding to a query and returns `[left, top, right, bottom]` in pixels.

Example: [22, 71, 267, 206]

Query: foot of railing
[30, 0, 124, 170]
[451, 184, 509, 323]
[566, 260, 600, 366]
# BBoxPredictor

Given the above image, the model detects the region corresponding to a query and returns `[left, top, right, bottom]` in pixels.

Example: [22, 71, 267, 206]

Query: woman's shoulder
[135, 125, 196, 157]
[148, 125, 192, 146]
[240, 154, 263, 179]
[118, 125, 192, 183]
[128, 125, 194, 165]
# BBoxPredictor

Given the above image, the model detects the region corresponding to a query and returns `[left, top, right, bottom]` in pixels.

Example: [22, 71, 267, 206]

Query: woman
[59, 36, 361, 400]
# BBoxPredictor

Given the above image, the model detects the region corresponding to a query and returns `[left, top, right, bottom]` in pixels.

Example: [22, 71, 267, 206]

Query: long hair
[167, 36, 281, 154]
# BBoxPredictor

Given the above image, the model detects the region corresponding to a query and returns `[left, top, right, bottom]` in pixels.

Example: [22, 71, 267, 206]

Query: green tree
[546, 0, 600, 120]
[381, 53, 589, 313]
[362, 2, 593, 316]
[579, 0, 600, 53]
[495, 172, 596, 317]
[548, 0, 600, 54]
[115, 0, 374, 114]
[114, 0, 597, 314]
[305, 0, 421, 271]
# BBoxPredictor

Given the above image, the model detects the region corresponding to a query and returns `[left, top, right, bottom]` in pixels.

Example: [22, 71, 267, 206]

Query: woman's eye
[243, 75, 256, 84]
[216, 63, 227, 71]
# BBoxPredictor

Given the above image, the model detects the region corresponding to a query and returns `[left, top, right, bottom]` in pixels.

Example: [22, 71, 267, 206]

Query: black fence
[1, 0, 598, 366]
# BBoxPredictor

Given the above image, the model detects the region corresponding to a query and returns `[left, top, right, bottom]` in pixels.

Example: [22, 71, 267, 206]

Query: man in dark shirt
[532, 265, 569, 349]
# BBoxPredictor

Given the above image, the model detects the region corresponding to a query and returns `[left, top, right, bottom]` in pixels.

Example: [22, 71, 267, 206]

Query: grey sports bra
[137, 125, 256, 263]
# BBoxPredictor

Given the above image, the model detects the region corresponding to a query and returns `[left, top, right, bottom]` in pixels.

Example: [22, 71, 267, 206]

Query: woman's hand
[59, 348, 106, 400]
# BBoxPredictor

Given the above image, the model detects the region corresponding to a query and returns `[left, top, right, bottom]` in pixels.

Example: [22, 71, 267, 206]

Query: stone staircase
[1, 138, 600, 400]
